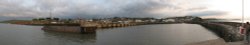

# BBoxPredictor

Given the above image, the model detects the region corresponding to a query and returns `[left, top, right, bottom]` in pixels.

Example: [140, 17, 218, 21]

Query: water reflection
[96, 24, 219, 45]
[42, 31, 96, 45]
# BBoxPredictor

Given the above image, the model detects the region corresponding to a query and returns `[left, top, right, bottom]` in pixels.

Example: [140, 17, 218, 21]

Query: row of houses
[31, 16, 202, 24]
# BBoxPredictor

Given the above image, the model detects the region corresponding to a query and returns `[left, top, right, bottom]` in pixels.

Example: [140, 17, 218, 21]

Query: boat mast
[50, 9, 53, 20]
[49, 9, 53, 24]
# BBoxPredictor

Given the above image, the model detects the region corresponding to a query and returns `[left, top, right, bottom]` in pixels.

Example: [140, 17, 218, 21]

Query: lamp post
[242, 0, 247, 43]
[242, 0, 244, 25]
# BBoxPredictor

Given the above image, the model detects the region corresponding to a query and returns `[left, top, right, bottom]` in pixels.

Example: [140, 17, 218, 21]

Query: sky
[0, 0, 249, 20]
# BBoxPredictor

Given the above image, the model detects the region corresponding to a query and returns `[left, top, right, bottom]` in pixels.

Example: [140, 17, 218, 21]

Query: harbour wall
[42, 26, 97, 33]
[200, 22, 243, 42]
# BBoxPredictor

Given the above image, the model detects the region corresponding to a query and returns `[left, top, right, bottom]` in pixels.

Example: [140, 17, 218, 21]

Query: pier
[41, 21, 167, 33]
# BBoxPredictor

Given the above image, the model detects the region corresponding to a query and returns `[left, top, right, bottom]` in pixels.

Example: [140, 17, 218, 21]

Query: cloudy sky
[0, 0, 249, 20]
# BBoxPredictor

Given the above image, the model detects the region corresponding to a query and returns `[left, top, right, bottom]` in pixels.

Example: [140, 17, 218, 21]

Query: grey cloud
[0, 0, 221, 20]
[187, 11, 227, 16]
[187, 7, 207, 11]
[46, 0, 181, 18]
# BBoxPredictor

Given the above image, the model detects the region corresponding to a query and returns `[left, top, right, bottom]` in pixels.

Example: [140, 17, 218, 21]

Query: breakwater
[200, 22, 243, 42]
[42, 25, 97, 34]
[42, 26, 82, 33]
[42, 23, 97, 34]
[41, 22, 173, 33]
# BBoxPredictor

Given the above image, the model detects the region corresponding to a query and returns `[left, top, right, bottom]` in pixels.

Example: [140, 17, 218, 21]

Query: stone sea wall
[42, 25, 97, 33]
[42, 26, 82, 33]
[200, 22, 243, 42]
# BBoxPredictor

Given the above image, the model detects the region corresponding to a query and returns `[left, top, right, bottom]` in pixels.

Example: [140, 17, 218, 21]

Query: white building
[149, 19, 156, 22]
[135, 20, 143, 22]
[163, 19, 175, 22]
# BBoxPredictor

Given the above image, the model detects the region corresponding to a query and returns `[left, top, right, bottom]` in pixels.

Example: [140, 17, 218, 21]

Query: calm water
[0, 23, 219, 45]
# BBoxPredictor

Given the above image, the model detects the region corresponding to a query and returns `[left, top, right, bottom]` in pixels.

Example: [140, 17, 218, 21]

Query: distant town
[0, 16, 203, 25]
